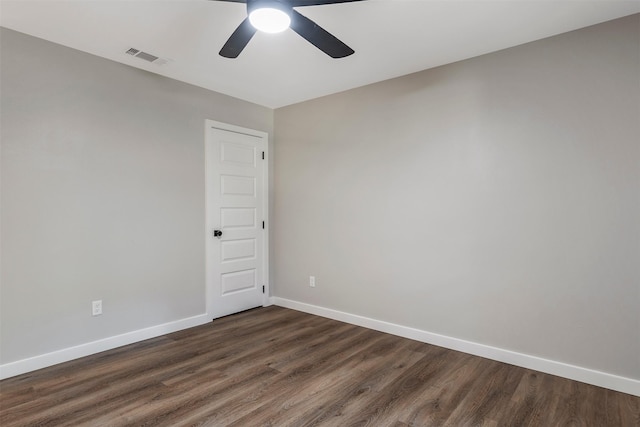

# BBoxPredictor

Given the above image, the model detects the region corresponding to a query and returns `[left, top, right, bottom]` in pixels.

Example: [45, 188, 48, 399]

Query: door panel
[221, 269, 256, 294]
[221, 208, 256, 229]
[221, 239, 256, 263]
[205, 121, 267, 319]
[221, 175, 255, 196]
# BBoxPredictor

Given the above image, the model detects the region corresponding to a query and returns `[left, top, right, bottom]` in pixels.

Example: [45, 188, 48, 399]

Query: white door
[205, 120, 268, 319]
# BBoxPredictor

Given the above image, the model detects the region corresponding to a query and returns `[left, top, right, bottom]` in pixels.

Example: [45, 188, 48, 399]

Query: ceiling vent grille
[135, 51, 158, 62]
[124, 47, 169, 66]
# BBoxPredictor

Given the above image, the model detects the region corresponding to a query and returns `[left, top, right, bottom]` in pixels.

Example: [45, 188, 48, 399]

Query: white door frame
[204, 119, 269, 319]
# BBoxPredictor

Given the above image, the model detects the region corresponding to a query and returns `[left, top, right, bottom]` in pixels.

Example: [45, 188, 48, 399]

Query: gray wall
[274, 15, 640, 380]
[0, 28, 273, 364]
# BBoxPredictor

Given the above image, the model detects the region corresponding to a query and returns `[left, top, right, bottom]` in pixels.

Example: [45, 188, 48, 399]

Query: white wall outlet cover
[92, 300, 102, 316]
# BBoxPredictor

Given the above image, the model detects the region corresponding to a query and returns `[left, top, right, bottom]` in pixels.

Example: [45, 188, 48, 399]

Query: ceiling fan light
[249, 7, 291, 33]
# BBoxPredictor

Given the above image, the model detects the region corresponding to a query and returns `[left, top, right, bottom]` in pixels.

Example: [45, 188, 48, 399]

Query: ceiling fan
[211, 0, 364, 59]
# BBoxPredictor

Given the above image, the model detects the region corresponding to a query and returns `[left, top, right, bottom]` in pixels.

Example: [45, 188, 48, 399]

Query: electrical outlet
[92, 300, 102, 316]
[309, 276, 316, 287]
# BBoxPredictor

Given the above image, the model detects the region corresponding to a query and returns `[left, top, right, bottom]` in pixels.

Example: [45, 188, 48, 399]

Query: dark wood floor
[1, 306, 638, 426]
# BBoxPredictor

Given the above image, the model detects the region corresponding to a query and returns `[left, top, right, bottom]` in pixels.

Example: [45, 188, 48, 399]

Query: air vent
[124, 47, 169, 66]
[135, 51, 158, 62]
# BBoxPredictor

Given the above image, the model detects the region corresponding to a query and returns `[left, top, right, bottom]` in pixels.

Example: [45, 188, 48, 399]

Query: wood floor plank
[396, 352, 484, 425]
[224, 331, 406, 426]
[443, 360, 523, 426]
[607, 388, 640, 426]
[497, 370, 550, 426]
[320, 346, 475, 426]
[1, 306, 638, 426]
[273, 340, 428, 427]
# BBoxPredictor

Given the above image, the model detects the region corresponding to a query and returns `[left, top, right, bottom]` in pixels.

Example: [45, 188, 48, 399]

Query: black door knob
[213, 229, 223, 238]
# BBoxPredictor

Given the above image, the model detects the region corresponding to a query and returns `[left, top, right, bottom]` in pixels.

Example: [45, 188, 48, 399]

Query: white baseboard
[272, 297, 640, 397]
[0, 314, 210, 380]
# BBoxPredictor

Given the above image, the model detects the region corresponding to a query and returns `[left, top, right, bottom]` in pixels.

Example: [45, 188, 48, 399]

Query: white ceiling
[1, 0, 639, 108]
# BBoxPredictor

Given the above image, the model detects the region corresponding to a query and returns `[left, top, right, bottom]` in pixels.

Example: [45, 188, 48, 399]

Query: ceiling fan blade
[290, 10, 354, 58]
[290, 0, 364, 6]
[219, 18, 257, 58]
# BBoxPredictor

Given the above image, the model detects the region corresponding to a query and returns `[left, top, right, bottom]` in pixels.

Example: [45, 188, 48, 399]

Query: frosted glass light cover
[249, 8, 291, 33]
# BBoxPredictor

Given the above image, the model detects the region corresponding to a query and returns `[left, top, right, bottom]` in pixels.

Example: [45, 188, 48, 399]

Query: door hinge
[262, 151, 265, 160]
[262, 285, 265, 294]
[262, 221, 265, 229]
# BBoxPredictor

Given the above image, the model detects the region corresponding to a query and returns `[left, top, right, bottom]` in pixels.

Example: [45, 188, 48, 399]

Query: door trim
[204, 120, 269, 319]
